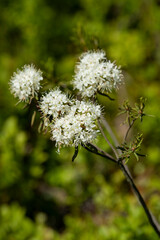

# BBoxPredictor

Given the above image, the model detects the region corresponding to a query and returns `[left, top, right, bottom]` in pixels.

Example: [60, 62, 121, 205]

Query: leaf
[134, 152, 139, 161]
[136, 153, 146, 157]
[31, 111, 36, 127]
[38, 121, 43, 133]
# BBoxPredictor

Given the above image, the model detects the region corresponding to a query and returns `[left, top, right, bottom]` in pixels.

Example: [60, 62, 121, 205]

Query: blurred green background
[0, 0, 160, 239]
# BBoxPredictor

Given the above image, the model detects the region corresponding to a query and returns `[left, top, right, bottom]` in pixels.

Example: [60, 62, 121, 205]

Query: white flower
[50, 100, 101, 149]
[73, 50, 123, 97]
[10, 64, 43, 102]
[39, 88, 72, 126]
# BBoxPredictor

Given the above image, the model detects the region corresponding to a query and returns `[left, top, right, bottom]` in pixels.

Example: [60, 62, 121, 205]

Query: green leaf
[134, 152, 139, 161]
[31, 111, 36, 127]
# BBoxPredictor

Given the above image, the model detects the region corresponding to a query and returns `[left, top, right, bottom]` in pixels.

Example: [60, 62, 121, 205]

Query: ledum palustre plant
[9, 50, 160, 237]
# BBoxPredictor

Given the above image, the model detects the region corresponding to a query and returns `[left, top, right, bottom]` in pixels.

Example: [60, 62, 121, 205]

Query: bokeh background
[0, 0, 160, 239]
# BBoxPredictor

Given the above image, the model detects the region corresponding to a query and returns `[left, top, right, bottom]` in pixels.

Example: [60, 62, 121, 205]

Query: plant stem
[100, 115, 119, 147]
[82, 143, 117, 163]
[98, 120, 118, 158]
[97, 90, 115, 100]
[82, 143, 160, 237]
[124, 119, 135, 143]
[100, 117, 132, 177]
[118, 160, 160, 237]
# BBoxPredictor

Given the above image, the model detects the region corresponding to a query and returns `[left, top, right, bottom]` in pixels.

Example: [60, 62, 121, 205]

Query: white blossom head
[73, 50, 123, 97]
[10, 64, 43, 102]
[50, 100, 101, 150]
[39, 88, 72, 127]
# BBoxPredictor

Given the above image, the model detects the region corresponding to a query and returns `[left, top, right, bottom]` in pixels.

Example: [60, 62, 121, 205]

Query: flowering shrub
[9, 50, 160, 237]
[9, 50, 123, 151]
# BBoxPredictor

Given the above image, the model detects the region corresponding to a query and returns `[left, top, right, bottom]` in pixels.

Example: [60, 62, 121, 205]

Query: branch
[98, 120, 118, 158]
[81, 143, 117, 163]
[100, 116, 132, 177]
[82, 143, 160, 237]
[124, 119, 136, 143]
[97, 90, 115, 100]
[100, 115, 119, 147]
[118, 160, 160, 237]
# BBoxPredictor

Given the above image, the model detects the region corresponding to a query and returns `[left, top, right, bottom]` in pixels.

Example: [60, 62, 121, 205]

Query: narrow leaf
[136, 153, 146, 157]
[31, 111, 36, 126]
[134, 152, 139, 161]
[38, 121, 43, 133]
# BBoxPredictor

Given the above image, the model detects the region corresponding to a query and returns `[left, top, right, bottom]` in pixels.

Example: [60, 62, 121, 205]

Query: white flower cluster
[39, 89, 71, 127]
[10, 49, 123, 150]
[39, 88, 101, 149]
[73, 50, 123, 97]
[10, 64, 43, 102]
[50, 100, 101, 149]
